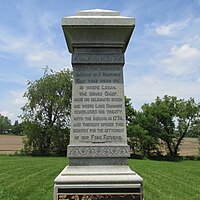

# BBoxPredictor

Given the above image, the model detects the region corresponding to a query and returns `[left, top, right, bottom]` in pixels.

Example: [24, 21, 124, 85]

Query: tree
[140, 96, 200, 157]
[125, 96, 136, 126]
[12, 120, 23, 135]
[125, 97, 140, 155]
[189, 119, 200, 153]
[0, 114, 12, 134]
[21, 68, 72, 156]
[126, 95, 200, 157]
[125, 97, 143, 155]
[125, 97, 161, 157]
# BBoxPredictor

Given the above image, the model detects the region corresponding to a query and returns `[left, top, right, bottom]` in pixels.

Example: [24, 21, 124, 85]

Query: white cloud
[156, 19, 190, 36]
[9, 90, 27, 106]
[0, 4, 71, 71]
[0, 111, 14, 120]
[156, 24, 174, 36]
[125, 75, 200, 110]
[0, 72, 27, 85]
[143, 18, 190, 37]
[0, 27, 70, 70]
[0, 90, 27, 123]
[170, 44, 200, 59]
[161, 44, 200, 75]
[25, 49, 70, 70]
[0, 29, 28, 52]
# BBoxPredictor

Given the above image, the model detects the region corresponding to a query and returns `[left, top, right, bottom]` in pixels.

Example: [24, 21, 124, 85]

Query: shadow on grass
[130, 154, 200, 161]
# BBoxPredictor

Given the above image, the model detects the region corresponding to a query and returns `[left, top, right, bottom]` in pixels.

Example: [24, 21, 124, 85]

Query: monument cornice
[72, 53, 124, 64]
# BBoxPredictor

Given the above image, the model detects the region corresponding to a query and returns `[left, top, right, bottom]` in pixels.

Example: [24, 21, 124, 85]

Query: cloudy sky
[0, 0, 200, 123]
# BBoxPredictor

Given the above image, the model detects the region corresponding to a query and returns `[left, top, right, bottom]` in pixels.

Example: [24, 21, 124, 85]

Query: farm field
[0, 156, 199, 200]
[179, 137, 199, 156]
[0, 135, 199, 156]
[0, 135, 23, 154]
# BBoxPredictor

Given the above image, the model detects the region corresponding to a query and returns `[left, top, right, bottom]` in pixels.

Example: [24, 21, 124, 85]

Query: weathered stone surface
[54, 9, 143, 200]
[67, 145, 130, 157]
[54, 166, 143, 199]
[55, 166, 141, 184]
[77, 9, 120, 16]
[72, 53, 124, 64]
[62, 9, 134, 26]
[69, 64, 127, 150]
[69, 158, 128, 166]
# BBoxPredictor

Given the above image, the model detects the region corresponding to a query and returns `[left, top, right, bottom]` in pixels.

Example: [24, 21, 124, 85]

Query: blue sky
[0, 0, 200, 123]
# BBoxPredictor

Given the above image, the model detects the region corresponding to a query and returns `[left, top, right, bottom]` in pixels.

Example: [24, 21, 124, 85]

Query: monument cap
[62, 9, 134, 26]
[76, 9, 120, 16]
[62, 9, 135, 53]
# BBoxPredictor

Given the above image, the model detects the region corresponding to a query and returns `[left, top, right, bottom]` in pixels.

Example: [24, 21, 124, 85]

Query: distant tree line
[2, 68, 199, 157]
[0, 114, 22, 135]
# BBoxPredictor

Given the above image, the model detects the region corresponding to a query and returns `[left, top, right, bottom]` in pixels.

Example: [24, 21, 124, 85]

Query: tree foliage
[12, 120, 23, 135]
[127, 95, 200, 157]
[0, 114, 12, 134]
[21, 68, 72, 156]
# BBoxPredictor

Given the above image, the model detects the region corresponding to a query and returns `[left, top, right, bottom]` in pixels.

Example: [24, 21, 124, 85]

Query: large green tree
[126, 97, 161, 157]
[127, 95, 200, 157]
[21, 68, 72, 156]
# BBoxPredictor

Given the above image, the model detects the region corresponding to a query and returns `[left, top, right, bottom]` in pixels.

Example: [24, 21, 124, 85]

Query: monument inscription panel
[71, 64, 126, 145]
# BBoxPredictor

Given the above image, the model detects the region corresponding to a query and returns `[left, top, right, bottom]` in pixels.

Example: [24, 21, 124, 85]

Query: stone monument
[54, 9, 143, 200]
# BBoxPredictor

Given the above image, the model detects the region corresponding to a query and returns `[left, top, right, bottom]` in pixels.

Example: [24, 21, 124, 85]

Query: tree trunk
[165, 140, 174, 157]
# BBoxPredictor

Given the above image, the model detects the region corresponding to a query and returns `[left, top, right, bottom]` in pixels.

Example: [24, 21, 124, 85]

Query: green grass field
[0, 156, 199, 200]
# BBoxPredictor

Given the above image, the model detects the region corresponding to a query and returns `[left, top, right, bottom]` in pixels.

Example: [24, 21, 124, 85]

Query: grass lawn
[129, 159, 200, 200]
[0, 156, 199, 200]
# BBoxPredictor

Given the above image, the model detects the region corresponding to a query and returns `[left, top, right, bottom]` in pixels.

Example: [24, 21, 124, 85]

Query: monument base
[54, 165, 143, 200]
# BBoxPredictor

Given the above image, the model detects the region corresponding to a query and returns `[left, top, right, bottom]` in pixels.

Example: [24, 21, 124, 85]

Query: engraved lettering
[102, 85, 116, 90]
[73, 129, 88, 133]
[79, 92, 87, 96]
[106, 110, 122, 114]
[105, 92, 117, 96]
[89, 91, 102, 96]
[82, 104, 94, 108]
[85, 117, 92, 120]
[74, 110, 98, 114]
[106, 104, 122, 108]
[95, 104, 105, 108]
[72, 54, 124, 64]
[100, 79, 111, 83]
[74, 98, 83, 102]
[74, 104, 81, 108]
[111, 98, 123, 102]
[86, 85, 100, 90]
[73, 117, 84, 121]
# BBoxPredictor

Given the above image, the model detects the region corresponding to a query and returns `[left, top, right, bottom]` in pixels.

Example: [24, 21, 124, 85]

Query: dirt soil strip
[0, 135, 23, 154]
[0, 135, 199, 155]
[179, 138, 199, 156]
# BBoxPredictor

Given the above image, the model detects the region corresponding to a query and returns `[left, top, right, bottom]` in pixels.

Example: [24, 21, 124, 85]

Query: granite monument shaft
[54, 9, 143, 200]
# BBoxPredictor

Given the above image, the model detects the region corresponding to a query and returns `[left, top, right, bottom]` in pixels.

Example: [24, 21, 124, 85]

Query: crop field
[0, 135, 199, 156]
[0, 156, 199, 200]
[0, 135, 23, 154]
